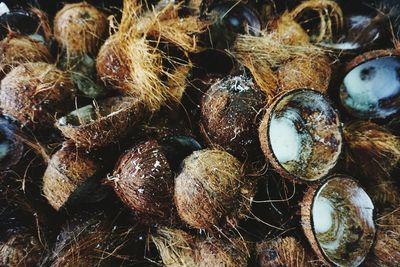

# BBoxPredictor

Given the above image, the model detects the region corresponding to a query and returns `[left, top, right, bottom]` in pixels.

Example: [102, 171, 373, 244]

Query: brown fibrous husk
[256, 236, 325, 267]
[277, 55, 332, 93]
[152, 227, 250, 267]
[54, 2, 108, 56]
[199, 75, 266, 161]
[0, 34, 52, 79]
[42, 141, 102, 210]
[96, 0, 208, 111]
[56, 96, 144, 148]
[0, 62, 74, 129]
[107, 139, 175, 224]
[365, 208, 400, 267]
[343, 121, 400, 207]
[174, 149, 256, 230]
[232, 33, 329, 98]
[273, 0, 343, 45]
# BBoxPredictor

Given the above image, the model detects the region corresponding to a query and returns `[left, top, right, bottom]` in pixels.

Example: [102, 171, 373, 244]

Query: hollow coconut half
[56, 96, 144, 148]
[259, 88, 342, 183]
[300, 175, 376, 267]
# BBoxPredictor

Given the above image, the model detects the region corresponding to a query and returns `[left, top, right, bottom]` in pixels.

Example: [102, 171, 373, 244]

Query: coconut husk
[30, 7, 53, 43]
[232, 33, 329, 98]
[152, 227, 250, 267]
[277, 55, 332, 93]
[42, 141, 104, 211]
[106, 139, 175, 224]
[96, 0, 208, 111]
[274, 0, 343, 45]
[0, 62, 74, 130]
[56, 96, 143, 148]
[54, 2, 108, 56]
[0, 34, 52, 79]
[342, 121, 400, 208]
[174, 149, 256, 230]
[256, 236, 325, 267]
[365, 208, 400, 267]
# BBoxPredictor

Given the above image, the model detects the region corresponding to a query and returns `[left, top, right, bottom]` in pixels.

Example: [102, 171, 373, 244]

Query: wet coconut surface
[261, 89, 342, 182]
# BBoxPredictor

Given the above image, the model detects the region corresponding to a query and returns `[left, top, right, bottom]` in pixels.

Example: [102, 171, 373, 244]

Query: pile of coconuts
[0, 0, 399, 266]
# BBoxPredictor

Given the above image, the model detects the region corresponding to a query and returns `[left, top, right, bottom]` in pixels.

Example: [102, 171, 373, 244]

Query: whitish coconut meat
[341, 56, 400, 118]
[0, 3, 10, 16]
[312, 196, 334, 234]
[269, 115, 301, 163]
[0, 142, 9, 160]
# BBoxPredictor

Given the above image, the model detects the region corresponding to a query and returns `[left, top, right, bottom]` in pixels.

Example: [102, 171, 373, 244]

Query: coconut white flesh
[341, 56, 400, 118]
[58, 105, 97, 126]
[0, 2, 10, 16]
[312, 177, 375, 267]
[0, 142, 9, 161]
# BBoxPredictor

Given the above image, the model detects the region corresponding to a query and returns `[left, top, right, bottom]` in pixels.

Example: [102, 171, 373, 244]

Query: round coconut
[42, 142, 103, 211]
[152, 227, 250, 267]
[0, 34, 52, 80]
[0, 116, 24, 170]
[199, 75, 266, 161]
[259, 88, 342, 183]
[0, 62, 75, 130]
[54, 2, 108, 56]
[56, 96, 144, 148]
[256, 236, 322, 267]
[107, 139, 175, 224]
[300, 175, 376, 267]
[174, 149, 255, 230]
[278, 55, 332, 93]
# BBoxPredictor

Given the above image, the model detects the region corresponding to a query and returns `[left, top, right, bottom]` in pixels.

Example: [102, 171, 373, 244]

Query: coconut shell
[278, 55, 332, 93]
[256, 237, 324, 267]
[152, 227, 250, 267]
[0, 117, 24, 170]
[56, 96, 143, 148]
[199, 75, 266, 161]
[42, 142, 103, 210]
[0, 34, 52, 80]
[108, 140, 175, 224]
[174, 149, 255, 230]
[0, 62, 74, 130]
[259, 89, 342, 183]
[54, 2, 108, 56]
[300, 176, 376, 267]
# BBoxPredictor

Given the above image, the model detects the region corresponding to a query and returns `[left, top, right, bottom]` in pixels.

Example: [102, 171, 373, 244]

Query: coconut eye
[340, 50, 400, 119]
[302, 176, 376, 267]
[259, 89, 342, 182]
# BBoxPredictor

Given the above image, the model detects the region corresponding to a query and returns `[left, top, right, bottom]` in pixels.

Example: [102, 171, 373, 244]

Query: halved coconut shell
[56, 96, 144, 148]
[259, 88, 342, 183]
[301, 175, 376, 267]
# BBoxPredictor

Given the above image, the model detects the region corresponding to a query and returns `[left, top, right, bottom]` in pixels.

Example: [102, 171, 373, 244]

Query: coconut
[365, 208, 400, 267]
[256, 236, 323, 267]
[340, 49, 400, 119]
[0, 62, 74, 130]
[174, 149, 255, 230]
[0, 116, 24, 170]
[152, 227, 250, 267]
[54, 2, 108, 56]
[199, 74, 266, 161]
[42, 141, 105, 211]
[273, 0, 343, 45]
[259, 89, 342, 183]
[106, 139, 175, 224]
[278, 55, 332, 93]
[0, 34, 52, 79]
[56, 96, 143, 148]
[96, 0, 207, 111]
[301, 175, 376, 267]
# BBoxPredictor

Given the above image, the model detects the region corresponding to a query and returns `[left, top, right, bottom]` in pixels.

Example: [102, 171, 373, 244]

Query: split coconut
[199, 74, 266, 161]
[259, 89, 342, 183]
[0, 62, 75, 130]
[174, 149, 255, 230]
[56, 96, 143, 148]
[301, 175, 376, 267]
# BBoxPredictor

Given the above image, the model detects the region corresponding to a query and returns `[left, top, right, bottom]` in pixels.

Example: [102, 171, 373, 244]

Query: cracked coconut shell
[174, 149, 255, 230]
[0, 62, 74, 130]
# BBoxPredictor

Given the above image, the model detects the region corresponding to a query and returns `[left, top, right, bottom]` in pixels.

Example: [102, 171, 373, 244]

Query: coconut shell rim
[344, 49, 400, 74]
[259, 88, 343, 184]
